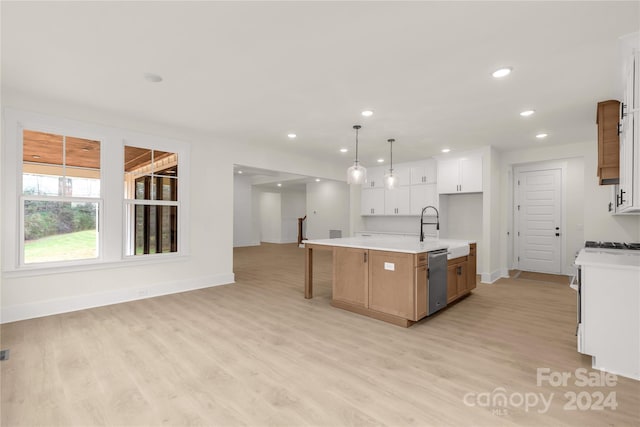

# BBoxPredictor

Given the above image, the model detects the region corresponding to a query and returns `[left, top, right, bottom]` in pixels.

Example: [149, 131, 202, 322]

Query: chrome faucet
[420, 205, 440, 242]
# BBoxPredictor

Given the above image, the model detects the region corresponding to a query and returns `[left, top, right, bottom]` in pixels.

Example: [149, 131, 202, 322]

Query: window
[124, 146, 178, 256]
[21, 130, 101, 264]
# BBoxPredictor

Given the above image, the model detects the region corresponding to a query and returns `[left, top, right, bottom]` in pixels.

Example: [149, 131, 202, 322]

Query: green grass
[24, 229, 97, 264]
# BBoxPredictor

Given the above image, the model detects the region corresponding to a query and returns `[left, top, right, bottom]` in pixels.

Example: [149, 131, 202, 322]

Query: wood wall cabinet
[596, 100, 620, 185]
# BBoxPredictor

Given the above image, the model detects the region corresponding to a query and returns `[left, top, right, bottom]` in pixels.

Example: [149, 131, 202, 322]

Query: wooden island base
[331, 299, 415, 328]
[305, 242, 477, 327]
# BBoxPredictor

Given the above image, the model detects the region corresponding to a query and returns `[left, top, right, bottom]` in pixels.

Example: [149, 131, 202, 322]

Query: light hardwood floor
[1, 243, 639, 426]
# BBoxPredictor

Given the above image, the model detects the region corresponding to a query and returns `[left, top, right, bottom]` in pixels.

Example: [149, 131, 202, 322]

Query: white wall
[306, 180, 350, 239]
[360, 216, 427, 236]
[1, 93, 345, 323]
[439, 193, 483, 269]
[233, 174, 260, 247]
[259, 192, 282, 243]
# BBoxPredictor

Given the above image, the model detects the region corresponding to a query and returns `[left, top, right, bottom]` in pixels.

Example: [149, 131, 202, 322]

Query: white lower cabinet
[576, 251, 640, 380]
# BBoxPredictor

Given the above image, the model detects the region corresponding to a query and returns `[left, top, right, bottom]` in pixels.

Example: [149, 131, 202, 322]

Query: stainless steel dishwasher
[427, 249, 448, 315]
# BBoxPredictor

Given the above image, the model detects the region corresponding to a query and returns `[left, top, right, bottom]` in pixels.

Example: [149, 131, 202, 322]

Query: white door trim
[512, 161, 568, 274]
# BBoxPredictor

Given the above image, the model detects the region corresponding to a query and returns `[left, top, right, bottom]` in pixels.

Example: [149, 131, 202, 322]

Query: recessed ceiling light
[536, 133, 548, 139]
[277, 183, 282, 187]
[361, 110, 373, 117]
[377, 158, 384, 163]
[143, 72, 163, 83]
[32, 155, 41, 159]
[520, 110, 535, 117]
[315, 178, 321, 182]
[237, 170, 243, 174]
[340, 148, 348, 153]
[492, 67, 513, 78]
[441, 148, 451, 153]
[287, 133, 297, 139]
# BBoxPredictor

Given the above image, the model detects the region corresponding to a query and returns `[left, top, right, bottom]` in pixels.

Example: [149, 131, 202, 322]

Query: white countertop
[575, 249, 640, 270]
[303, 236, 474, 257]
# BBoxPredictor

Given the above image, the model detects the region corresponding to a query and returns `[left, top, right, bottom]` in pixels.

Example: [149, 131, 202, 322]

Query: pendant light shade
[347, 125, 367, 184]
[383, 138, 397, 190]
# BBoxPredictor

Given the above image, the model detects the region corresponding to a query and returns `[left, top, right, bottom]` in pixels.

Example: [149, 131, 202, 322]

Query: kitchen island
[304, 237, 477, 327]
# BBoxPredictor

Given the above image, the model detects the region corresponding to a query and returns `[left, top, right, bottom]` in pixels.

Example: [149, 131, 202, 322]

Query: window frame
[17, 125, 105, 268]
[122, 141, 186, 260]
[2, 108, 190, 277]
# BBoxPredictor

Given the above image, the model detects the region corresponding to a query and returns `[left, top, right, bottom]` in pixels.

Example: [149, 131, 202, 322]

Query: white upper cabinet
[360, 158, 439, 216]
[365, 166, 385, 188]
[437, 158, 461, 193]
[384, 186, 411, 215]
[393, 163, 412, 187]
[361, 188, 385, 216]
[616, 34, 640, 213]
[410, 159, 437, 185]
[437, 154, 483, 194]
[460, 156, 483, 193]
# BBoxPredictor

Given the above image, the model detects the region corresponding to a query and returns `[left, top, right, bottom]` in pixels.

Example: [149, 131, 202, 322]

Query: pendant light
[383, 138, 397, 190]
[347, 125, 367, 184]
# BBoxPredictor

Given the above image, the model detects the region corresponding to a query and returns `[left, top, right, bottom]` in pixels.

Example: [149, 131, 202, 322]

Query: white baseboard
[233, 241, 260, 248]
[1, 273, 235, 324]
[480, 268, 509, 284]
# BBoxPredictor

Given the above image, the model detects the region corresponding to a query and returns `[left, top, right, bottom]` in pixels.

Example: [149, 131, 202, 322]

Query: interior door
[516, 168, 562, 274]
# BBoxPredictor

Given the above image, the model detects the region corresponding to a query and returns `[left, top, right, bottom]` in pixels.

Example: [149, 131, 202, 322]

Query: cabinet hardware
[621, 102, 627, 118]
[364, 252, 367, 263]
[555, 233, 560, 237]
[609, 202, 613, 212]
[618, 123, 622, 136]
[618, 188, 627, 206]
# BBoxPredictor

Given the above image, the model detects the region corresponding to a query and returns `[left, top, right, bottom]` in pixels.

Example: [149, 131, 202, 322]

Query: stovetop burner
[585, 241, 640, 250]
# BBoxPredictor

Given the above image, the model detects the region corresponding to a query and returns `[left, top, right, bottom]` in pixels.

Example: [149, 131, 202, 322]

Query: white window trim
[1, 108, 191, 277]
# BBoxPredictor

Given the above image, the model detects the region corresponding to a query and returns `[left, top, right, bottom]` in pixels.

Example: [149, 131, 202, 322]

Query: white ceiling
[234, 164, 316, 191]
[2, 2, 639, 168]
